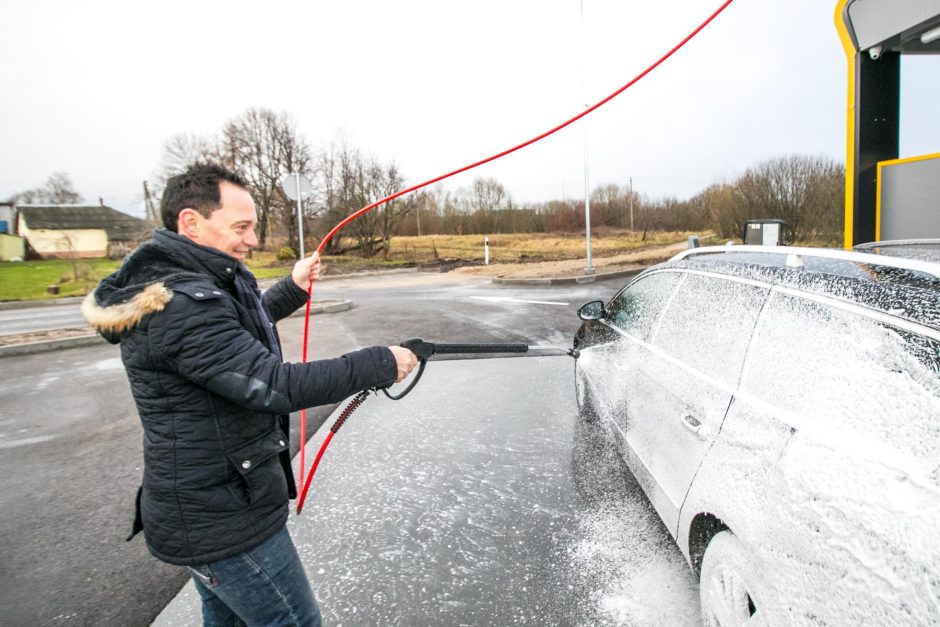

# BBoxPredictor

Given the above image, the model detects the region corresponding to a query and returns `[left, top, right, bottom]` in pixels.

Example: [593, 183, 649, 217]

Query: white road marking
[471, 296, 570, 306]
[0, 435, 56, 449]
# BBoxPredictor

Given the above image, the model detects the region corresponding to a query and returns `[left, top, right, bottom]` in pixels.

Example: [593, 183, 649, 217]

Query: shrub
[276, 246, 298, 261]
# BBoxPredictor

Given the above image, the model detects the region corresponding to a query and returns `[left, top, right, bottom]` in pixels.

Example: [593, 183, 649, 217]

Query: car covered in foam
[573, 244, 940, 625]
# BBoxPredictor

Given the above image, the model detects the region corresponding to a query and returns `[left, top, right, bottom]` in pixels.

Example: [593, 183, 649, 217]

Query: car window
[650, 274, 769, 388]
[606, 271, 682, 340]
[740, 291, 940, 467]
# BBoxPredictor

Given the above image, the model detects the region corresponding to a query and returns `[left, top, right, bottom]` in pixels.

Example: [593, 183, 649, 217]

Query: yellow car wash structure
[835, 0, 940, 247]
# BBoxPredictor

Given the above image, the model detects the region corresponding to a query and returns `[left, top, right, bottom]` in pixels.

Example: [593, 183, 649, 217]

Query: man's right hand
[388, 346, 418, 383]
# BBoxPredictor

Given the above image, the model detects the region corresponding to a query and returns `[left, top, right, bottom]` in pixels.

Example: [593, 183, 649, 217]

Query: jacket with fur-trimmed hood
[83, 229, 397, 565]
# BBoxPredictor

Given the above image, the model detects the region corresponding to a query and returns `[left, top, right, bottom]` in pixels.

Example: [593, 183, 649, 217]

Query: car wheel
[700, 531, 770, 627]
[574, 360, 598, 423]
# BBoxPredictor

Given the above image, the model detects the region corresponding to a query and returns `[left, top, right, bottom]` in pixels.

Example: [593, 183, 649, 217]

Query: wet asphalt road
[0, 304, 89, 335]
[156, 357, 699, 626]
[0, 272, 698, 625]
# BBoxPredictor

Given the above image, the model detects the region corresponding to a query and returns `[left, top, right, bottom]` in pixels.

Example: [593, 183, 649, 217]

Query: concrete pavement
[152, 357, 699, 627]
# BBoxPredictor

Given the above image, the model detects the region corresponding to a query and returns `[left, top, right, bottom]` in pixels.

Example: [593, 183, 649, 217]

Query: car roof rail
[853, 238, 940, 250]
[670, 245, 940, 280]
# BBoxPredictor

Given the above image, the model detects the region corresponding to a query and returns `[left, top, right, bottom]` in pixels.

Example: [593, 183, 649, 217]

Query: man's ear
[177, 208, 201, 239]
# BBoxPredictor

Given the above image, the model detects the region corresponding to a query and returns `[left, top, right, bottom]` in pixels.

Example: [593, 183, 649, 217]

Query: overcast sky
[2, 0, 938, 216]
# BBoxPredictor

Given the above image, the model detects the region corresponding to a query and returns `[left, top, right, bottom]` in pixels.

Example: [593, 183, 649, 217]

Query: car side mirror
[578, 300, 605, 321]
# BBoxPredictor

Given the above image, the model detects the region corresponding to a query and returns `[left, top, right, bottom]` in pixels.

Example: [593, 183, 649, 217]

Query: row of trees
[154, 109, 420, 258]
[0, 106, 793, 257]
[704, 155, 844, 242]
[151, 107, 845, 256]
[4, 106, 847, 254]
[389, 155, 842, 244]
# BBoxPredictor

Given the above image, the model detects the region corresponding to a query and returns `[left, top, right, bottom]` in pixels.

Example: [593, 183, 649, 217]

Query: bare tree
[159, 133, 216, 180]
[315, 142, 411, 258]
[470, 177, 509, 233]
[718, 155, 844, 242]
[218, 108, 314, 250]
[145, 133, 217, 224]
[9, 172, 83, 204]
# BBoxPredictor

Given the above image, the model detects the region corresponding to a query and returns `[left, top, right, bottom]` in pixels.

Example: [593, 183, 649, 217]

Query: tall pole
[416, 194, 422, 237]
[294, 172, 305, 258]
[143, 180, 157, 223]
[581, 0, 594, 274]
[584, 121, 593, 273]
[629, 176, 634, 231]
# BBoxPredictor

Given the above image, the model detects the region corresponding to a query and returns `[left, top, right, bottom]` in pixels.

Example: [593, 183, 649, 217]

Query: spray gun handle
[386, 338, 529, 401]
[399, 338, 436, 360]
[399, 338, 529, 359]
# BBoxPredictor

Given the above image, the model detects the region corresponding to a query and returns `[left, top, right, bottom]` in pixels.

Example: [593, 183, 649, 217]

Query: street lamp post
[581, 0, 594, 275]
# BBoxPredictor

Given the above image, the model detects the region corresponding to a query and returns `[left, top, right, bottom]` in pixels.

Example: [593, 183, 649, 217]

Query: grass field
[0, 229, 710, 301]
[0, 258, 121, 301]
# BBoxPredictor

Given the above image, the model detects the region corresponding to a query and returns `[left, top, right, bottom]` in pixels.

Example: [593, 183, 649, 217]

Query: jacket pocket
[226, 429, 290, 506]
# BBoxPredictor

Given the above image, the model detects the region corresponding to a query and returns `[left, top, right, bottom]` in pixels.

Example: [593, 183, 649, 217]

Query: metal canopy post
[852, 51, 900, 246]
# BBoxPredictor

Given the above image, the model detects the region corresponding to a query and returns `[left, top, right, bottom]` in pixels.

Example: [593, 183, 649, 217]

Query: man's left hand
[291, 253, 322, 290]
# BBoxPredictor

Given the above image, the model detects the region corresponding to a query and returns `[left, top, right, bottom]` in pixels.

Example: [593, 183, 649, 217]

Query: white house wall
[17, 216, 107, 258]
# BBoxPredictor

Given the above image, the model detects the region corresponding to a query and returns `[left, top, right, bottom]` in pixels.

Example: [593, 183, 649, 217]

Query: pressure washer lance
[295, 338, 579, 513]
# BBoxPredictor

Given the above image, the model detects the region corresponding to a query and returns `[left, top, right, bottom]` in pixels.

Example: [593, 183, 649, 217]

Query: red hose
[296, 0, 735, 514]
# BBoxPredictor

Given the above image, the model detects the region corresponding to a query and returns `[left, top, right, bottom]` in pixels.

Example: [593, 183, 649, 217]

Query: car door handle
[680, 412, 704, 436]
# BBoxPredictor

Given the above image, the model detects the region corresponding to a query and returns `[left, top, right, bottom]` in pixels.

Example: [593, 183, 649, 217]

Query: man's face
[188, 182, 258, 261]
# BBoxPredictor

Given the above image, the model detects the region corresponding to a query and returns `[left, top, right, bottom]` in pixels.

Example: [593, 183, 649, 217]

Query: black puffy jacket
[83, 230, 397, 565]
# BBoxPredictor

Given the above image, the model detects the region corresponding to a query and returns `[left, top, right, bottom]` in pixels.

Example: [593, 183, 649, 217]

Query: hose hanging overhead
[296, 0, 737, 515]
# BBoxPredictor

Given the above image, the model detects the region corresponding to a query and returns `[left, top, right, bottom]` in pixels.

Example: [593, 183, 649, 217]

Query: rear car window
[650, 273, 768, 388]
[606, 271, 682, 340]
[740, 291, 940, 467]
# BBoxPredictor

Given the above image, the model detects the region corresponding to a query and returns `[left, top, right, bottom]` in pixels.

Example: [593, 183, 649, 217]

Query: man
[83, 163, 417, 626]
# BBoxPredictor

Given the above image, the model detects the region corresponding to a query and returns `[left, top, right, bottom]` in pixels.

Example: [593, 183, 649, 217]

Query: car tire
[574, 360, 598, 423]
[700, 531, 771, 627]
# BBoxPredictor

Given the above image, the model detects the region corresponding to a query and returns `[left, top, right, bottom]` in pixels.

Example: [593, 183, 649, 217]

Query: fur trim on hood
[82, 282, 173, 335]
[81, 229, 244, 342]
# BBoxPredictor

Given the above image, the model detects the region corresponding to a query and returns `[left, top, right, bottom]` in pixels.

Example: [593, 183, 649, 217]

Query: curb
[0, 300, 353, 358]
[0, 269, 419, 311]
[0, 296, 85, 311]
[0, 334, 107, 358]
[317, 267, 420, 281]
[257, 267, 419, 289]
[491, 266, 647, 286]
[287, 299, 353, 317]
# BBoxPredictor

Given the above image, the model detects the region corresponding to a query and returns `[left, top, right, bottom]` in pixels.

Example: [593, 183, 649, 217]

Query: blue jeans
[187, 526, 322, 627]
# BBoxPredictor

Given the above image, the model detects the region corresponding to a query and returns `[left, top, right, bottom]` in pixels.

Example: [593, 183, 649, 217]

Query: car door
[580, 271, 683, 502]
[630, 271, 770, 535]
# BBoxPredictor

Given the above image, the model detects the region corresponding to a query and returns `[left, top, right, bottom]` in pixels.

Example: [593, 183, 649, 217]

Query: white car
[573, 245, 940, 626]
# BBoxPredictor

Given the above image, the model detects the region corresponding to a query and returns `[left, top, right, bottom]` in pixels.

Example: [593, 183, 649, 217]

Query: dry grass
[245, 229, 717, 278]
[374, 229, 714, 263]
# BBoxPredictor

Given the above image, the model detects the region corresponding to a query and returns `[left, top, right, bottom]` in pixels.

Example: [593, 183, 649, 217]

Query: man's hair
[160, 162, 249, 231]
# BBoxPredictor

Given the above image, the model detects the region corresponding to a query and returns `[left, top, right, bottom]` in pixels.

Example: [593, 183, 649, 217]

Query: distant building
[0, 202, 26, 260]
[0, 202, 14, 235]
[0, 233, 25, 261]
[17, 204, 154, 259]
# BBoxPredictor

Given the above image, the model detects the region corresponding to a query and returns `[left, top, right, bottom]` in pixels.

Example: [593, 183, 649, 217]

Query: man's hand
[388, 346, 418, 383]
[291, 253, 322, 291]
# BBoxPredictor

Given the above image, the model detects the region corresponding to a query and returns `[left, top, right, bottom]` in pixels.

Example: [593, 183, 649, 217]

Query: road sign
[281, 173, 312, 200]
[281, 173, 312, 257]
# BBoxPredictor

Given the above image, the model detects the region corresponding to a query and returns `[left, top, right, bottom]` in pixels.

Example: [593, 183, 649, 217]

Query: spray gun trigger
[400, 338, 435, 360]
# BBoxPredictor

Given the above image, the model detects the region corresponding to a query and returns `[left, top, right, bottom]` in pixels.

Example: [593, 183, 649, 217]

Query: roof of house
[18, 205, 153, 240]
